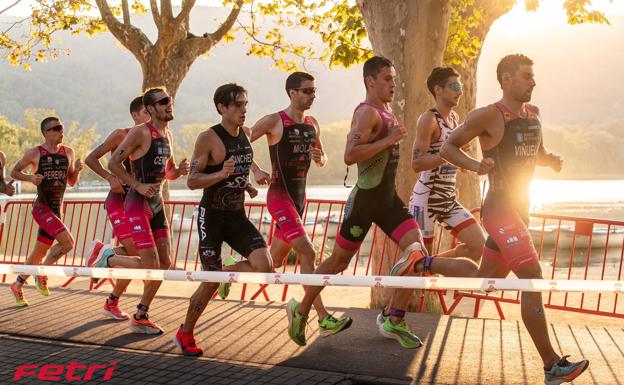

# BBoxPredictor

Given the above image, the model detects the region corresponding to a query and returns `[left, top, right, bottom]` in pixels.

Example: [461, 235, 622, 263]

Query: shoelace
[557, 355, 571, 367]
[14, 286, 24, 300]
[38, 276, 48, 287]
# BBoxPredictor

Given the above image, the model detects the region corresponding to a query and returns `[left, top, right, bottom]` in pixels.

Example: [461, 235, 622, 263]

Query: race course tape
[1, 264, 623, 293]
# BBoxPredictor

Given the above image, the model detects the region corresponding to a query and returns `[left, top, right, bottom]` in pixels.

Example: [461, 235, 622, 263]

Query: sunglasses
[446, 82, 463, 92]
[46, 124, 64, 132]
[294, 87, 316, 95]
[151, 96, 173, 106]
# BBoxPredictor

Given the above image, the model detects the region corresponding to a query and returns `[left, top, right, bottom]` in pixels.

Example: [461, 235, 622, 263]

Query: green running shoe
[380, 318, 423, 349]
[10, 282, 29, 307]
[544, 355, 589, 385]
[34, 275, 50, 296]
[286, 299, 307, 346]
[318, 314, 353, 337]
[217, 282, 231, 300]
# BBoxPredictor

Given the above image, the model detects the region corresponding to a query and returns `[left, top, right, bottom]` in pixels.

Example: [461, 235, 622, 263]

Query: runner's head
[129, 95, 150, 125]
[143, 87, 174, 123]
[285, 72, 316, 111]
[363, 56, 396, 103]
[497, 54, 535, 103]
[427, 67, 462, 108]
[214, 83, 248, 127]
[40, 116, 64, 144]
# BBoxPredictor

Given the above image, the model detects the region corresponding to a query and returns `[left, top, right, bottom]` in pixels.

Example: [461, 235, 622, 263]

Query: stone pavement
[1, 284, 622, 384]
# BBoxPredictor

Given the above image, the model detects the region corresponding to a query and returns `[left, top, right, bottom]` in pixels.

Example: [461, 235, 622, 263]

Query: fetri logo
[13, 361, 117, 381]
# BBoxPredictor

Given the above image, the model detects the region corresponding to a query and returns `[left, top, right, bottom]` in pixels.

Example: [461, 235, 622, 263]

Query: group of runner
[1, 53, 588, 384]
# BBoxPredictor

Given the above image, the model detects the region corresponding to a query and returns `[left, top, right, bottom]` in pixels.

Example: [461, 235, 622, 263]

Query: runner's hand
[474, 157, 495, 175]
[178, 158, 190, 176]
[253, 167, 271, 185]
[245, 184, 258, 198]
[310, 146, 324, 164]
[387, 124, 407, 145]
[75, 158, 84, 172]
[548, 153, 563, 173]
[220, 157, 235, 179]
[136, 183, 160, 198]
[4, 180, 15, 196]
[31, 174, 44, 186]
[107, 175, 124, 193]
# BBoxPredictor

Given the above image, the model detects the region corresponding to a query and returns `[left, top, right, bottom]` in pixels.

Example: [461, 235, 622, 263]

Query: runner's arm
[441, 107, 492, 172]
[187, 131, 230, 190]
[309, 117, 327, 167]
[412, 111, 446, 172]
[85, 129, 124, 181]
[0, 151, 14, 195]
[66, 146, 81, 186]
[10, 148, 39, 185]
[108, 127, 144, 189]
[250, 114, 279, 143]
[344, 106, 403, 165]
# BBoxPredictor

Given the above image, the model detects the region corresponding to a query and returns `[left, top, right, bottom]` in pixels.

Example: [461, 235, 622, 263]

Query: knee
[160, 258, 172, 270]
[60, 239, 74, 255]
[298, 245, 316, 265]
[333, 255, 351, 273]
[251, 252, 272, 273]
[466, 241, 485, 262]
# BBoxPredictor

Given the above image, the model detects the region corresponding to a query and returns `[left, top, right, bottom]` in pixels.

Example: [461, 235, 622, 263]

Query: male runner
[409, 67, 485, 260]
[0, 151, 16, 196]
[9, 117, 83, 306]
[84, 96, 150, 320]
[250, 72, 351, 336]
[173, 83, 272, 356]
[286, 56, 428, 348]
[108, 87, 190, 334]
[394, 54, 588, 384]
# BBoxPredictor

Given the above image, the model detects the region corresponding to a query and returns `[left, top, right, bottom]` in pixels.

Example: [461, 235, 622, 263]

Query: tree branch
[149, 0, 162, 30]
[160, 0, 173, 22]
[121, 0, 130, 25]
[175, 0, 196, 30]
[94, 0, 152, 64]
[0, 0, 22, 16]
[208, 0, 243, 44]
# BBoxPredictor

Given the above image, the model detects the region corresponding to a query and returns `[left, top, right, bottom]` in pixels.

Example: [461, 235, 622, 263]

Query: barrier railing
[1, 199, 622, 319]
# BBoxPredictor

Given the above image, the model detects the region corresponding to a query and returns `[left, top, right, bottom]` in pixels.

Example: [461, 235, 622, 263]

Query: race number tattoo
[412, 148, 422, 160]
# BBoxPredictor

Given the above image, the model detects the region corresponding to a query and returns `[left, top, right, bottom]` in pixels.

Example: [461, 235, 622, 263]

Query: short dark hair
[285, 72, 315, 96]
[213, 83, 247, 115]
[363, 56, 393, 86]
[426, 67, 460, 97]
[142, 87, 167, 108]
[496, 54, 533, 86]
[129, 96, 144, 115]
[40, 116, 60, 133]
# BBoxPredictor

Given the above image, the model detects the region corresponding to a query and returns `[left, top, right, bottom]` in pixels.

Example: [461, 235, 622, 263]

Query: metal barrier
[1, 199, 622, 319]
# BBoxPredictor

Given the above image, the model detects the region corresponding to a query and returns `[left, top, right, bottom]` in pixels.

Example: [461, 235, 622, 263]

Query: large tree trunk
[357, 0, 452, 309]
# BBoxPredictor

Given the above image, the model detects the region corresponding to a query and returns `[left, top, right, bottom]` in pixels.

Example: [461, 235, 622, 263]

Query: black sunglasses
[46, 124, 64, 132]
[151, 96, 173, 106]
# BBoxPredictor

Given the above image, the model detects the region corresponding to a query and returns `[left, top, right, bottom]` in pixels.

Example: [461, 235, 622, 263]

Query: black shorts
[197, 207, 267, 271]
[337, 185, 419, 250]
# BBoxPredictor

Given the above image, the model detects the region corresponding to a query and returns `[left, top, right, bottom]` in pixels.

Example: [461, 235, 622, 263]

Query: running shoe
[376, 311, 389, 328]
[173, 325, 203, 357]
[286, 298, 307, 346]
[9, 282, 28, 307]
[318, 314, 353, 337]
[544, 355, 589, 385]
[85, 239, 104, 266]
[102, 299, 130, 320]
[390, 248, 427, 276]
[34, 275, 50, 296]
[380, 318, 423, 349]
[129, 314, 164, 334]
[217, 282, 231, 300]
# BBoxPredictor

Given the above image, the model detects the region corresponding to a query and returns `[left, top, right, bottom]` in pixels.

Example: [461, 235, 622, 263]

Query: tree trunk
[357, 0, 452, 309]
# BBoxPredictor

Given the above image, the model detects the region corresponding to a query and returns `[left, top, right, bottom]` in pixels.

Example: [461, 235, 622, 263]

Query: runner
[285, 56, 428, 348]
[9, 117, 83, 306]
[409, 67, 485, 260]
[84, 96, 150, 320]
[250, 71, 351, 336]
[107, 87, 190, 334]
[395, 53, 588, 384]
[173, 83, 272, 356]
[0, 151, 16, 196]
